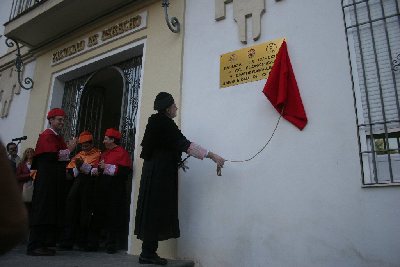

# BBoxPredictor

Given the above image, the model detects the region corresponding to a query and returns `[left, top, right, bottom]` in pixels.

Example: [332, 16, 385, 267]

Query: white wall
[179, 1, 400, 267]
[0, 61, 34, 150]
[0, 0, 14, 56]
[0, 0, 31, 148]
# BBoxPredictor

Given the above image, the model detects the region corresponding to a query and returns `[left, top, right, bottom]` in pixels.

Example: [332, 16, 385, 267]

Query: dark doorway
[77, 67, 124, 149]
[60, 56, 142, 250]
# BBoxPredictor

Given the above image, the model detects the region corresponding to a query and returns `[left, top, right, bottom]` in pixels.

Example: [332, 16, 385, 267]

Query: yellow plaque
[220, 38, 285, 88]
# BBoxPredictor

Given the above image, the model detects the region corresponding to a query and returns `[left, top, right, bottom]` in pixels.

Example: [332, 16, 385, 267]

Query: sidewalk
[0, 246, 195, 267]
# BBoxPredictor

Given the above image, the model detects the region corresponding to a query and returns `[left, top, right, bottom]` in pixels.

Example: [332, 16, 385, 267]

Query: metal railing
[342, 0, 400, 185]
[8, 0, 46, 22]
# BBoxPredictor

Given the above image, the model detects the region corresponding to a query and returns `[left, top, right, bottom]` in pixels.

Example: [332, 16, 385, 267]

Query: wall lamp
[5, 37, 34, 90]
[162, 0, 180, 33]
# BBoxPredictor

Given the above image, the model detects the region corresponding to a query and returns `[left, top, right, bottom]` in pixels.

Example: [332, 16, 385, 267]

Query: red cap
[78, 131, 93, 144]
[47, 108, 65, 119]
[105, 128, 121, 140]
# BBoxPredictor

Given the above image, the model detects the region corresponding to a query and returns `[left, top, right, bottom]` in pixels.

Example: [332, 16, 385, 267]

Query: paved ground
[0, 246, 194, 267]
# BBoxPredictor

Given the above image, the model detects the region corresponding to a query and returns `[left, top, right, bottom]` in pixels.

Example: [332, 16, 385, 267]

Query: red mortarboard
[105, 128, 121, 140]
[47, 108, 66, 119]
[78, 131, 93, 144]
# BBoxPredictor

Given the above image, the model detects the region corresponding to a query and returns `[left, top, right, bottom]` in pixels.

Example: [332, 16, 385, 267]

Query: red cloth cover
[105, 128, 121, 140]
[34, 129, 67, 156]
[101, 146, 132, 169]
[47, 108, 65, 119]
[262, 41, 308, 130]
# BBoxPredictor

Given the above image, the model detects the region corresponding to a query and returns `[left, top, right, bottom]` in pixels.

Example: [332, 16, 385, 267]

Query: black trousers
[88, 175, 126, 249]
[141, 239, 158, 257]
[60, 177, 81, 247]
[27, 225, 57, 251]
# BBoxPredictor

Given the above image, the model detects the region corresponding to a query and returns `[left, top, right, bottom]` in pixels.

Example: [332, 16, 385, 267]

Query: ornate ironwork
[118, 57, 142, 156]
[76, 85, 105, 149]
[162, 0, 180, 33]
[5, 37, 34, 90]
[61, 75, 89, 142]
[61, 57, 142, 159]
[393, 53, 400, 72]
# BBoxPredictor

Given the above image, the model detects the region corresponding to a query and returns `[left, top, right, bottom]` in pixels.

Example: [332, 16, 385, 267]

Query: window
[342, 0, 400, 185]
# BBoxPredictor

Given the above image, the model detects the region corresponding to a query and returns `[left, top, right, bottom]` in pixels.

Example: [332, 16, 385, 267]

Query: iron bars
[393, 53, 400, 71]
[342, 0, 400, 185]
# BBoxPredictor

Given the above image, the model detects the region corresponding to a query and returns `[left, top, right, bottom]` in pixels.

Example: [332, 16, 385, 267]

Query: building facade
[0, 0, 399, 266]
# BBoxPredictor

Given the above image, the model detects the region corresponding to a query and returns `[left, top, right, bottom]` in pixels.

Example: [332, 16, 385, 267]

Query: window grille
[61, 56, 142, 159]
[342, 0, 400, 185]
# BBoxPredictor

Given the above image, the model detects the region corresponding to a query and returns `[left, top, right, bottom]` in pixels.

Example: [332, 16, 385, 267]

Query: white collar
[49, 128, 59, 136]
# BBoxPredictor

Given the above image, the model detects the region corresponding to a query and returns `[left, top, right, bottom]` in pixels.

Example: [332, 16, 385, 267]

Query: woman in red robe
[90, 128, 132, 254]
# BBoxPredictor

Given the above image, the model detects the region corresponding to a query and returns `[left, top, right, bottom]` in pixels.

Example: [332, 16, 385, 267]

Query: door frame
[46, 39, 146, 252]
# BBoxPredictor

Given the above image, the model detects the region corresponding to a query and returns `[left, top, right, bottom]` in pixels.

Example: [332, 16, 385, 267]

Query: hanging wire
[179, 107, 285, 176]
[228, 106, 285, 163]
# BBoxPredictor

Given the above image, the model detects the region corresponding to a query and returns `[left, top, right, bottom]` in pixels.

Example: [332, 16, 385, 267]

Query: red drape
[262, 41, 308, 130]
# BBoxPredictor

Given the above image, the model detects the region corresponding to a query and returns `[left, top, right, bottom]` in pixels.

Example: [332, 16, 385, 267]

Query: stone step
[1, 246, 195, 267]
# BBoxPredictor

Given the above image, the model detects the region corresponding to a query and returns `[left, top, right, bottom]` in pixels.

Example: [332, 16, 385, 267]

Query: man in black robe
[134, 92, 225, 265]
[27, 108, 77, 256]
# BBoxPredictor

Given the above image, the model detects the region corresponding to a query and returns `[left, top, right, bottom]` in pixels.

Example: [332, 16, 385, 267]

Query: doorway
[76, 67, 124, 149]
[60, 56, 142, 250]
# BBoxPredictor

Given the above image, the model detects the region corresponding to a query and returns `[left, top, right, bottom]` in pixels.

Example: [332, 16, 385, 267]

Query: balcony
[4, 0, 149, 48]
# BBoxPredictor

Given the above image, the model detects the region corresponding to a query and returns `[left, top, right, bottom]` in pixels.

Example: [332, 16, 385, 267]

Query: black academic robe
[134, 112, 191, 241]
[30, 129, 68, 227]
[94, 167, 131, 232]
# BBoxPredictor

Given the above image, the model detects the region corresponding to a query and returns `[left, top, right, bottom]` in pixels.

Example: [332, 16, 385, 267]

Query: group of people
[25, 108, 133, 256]
[3, 92, 225, 265]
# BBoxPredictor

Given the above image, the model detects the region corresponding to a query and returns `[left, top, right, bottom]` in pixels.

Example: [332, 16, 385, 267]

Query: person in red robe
[90, 128, 132, 254]
[27, 108, 77, 256]
[59, 131, 101, 251]
[16, 147, 35, 193]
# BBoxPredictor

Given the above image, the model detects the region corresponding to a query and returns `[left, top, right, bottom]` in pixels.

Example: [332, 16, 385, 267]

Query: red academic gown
[92, 146, 132, 249]
[28, 128, 68, 250]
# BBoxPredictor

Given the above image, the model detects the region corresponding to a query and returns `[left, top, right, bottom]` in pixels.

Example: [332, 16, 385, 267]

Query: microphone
[12, 136, 27, 142]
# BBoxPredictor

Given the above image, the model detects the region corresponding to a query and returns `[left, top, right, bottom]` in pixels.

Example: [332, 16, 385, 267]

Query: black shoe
[139, 255, 168, 265]
[57, 244, 73, 251]
[84, 245, 98, 252]
[106, 247, 117, 254]
[27, 247, 56, 256]
[47, 247, 56, 253]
